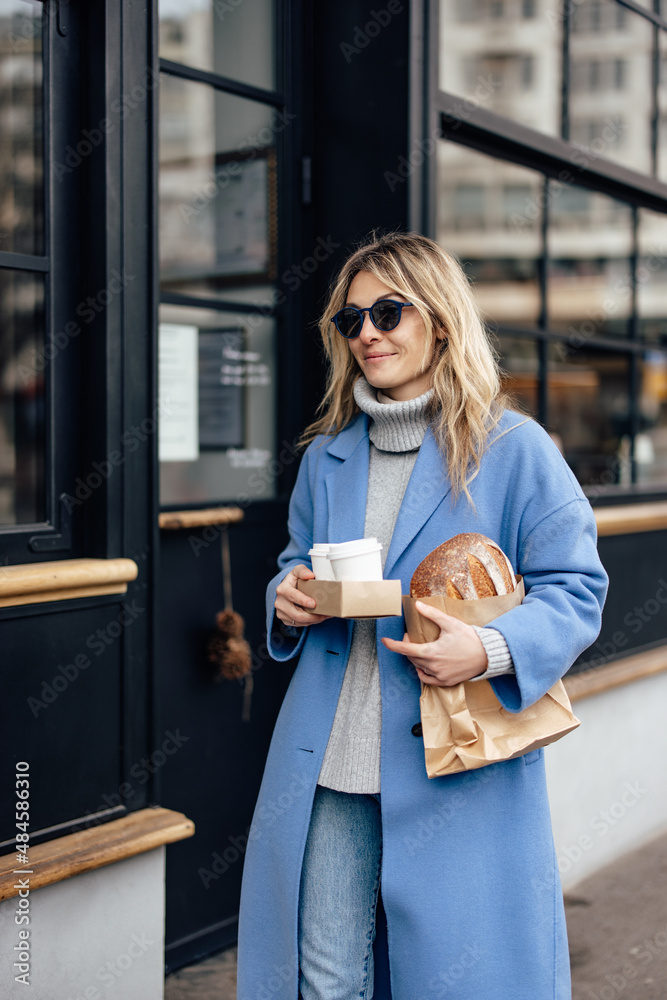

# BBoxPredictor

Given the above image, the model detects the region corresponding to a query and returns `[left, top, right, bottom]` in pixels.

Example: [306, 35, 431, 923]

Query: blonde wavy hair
[299, 230, 518, 502]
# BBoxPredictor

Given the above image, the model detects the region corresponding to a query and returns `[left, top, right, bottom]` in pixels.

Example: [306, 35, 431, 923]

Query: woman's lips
[365, 353, 395, 363]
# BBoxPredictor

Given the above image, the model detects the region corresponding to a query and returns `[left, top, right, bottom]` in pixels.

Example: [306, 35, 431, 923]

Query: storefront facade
[0, 0, 666, 993]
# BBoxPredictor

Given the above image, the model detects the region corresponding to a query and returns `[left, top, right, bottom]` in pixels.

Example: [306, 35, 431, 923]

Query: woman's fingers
[275, 564, 331, 626]
[414, 601, 462, 631]
[276, 565, 317, 610]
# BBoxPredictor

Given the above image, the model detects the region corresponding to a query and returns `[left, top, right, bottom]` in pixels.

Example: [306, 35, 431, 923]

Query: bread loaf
[410, 533, 516, 600]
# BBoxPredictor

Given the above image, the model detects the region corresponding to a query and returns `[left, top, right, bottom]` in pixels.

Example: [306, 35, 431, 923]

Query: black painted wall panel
[2, 601, 127, 842]
[159, 513, 296, 961]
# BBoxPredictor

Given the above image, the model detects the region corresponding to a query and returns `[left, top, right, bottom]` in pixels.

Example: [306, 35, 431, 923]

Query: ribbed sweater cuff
[469, 626, 516, 680]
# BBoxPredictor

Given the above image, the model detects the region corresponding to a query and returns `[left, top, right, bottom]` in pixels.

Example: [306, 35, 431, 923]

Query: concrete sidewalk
[165, 830, 667, 1000]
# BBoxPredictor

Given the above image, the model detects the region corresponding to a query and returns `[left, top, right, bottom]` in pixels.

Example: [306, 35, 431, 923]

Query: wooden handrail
[0, 807, 194, 901]
[564, 644, 667, 702]
[159, 506, 244, 529]
[594, 501, 667, 536]
[0, 557, 138, 608]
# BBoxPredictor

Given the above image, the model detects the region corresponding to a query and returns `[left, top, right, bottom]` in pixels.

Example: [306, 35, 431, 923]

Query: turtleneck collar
[353, 376, 433, 453]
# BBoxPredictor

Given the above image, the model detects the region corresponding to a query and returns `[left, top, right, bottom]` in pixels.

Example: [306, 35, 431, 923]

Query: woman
[237, 231, 608, 1000]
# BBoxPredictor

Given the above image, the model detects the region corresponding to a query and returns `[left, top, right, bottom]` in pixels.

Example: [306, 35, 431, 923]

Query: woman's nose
[358, 313, 382, 343]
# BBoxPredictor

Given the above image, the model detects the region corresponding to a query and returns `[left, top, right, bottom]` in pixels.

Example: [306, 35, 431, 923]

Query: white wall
[0, 847, 165, 1000]
[546, 671, 667, 890]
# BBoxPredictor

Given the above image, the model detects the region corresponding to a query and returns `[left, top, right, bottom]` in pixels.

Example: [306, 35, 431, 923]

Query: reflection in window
[158, 302, 277, 506]
[548, 345, 630, 487]
[437, 142, 542, 329]
[0, 269, 45, 523]
[637, 351, 667, 484]
[659, 28, 667, 181]
[548, 188, 632, 337]
[440, 0, 560, 135]
[159, 75, 278, 299]
[0, 0, 44, 256]
[570, 3, 652, 175]
[637, 209, 667, 345]
[498, 336, 539, 417]
[158, 0, 276, 93]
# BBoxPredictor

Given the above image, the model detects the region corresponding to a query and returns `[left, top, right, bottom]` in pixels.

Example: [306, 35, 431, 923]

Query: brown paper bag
[402, 577, 580, 778]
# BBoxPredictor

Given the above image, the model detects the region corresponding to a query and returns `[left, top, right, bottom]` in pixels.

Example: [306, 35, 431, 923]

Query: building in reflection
[439, 0, 667, 486]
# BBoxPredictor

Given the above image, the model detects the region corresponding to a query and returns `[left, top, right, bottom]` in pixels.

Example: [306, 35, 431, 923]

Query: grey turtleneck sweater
[317, 377, 514, 795]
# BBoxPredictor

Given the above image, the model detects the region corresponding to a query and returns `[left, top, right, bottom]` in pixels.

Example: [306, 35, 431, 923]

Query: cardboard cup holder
[296, 579, 402, 619]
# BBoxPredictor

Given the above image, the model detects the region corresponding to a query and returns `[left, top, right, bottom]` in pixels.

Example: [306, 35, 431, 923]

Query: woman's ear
[435, 327, 448, 343]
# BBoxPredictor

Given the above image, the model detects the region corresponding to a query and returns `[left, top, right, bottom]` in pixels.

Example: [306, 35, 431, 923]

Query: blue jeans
[298, 784, 383, 1000]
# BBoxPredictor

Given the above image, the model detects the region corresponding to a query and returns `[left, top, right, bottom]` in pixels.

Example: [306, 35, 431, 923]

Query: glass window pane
[437, 142, 543, 329]
[159, 0, 276, 92]
[637, 208, 667, 345]
[658, 26, 667, 182]
[0, 268, 45, 522]
[548, 344, 631, 487]
[570, 1, 653, 175]
[159, 75, 278, 301]
[547, 187, 633, 338]
[440, 0, 561, 136]
[637, 349, 667, 485]
[498, 335, 540, 416]
[158, 302, 278, 506]
[0, 0, 45, 255]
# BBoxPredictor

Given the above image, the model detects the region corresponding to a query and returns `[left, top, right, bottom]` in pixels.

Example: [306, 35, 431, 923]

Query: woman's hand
[380, 601, 487, 685]
[275, 564, 332, 628]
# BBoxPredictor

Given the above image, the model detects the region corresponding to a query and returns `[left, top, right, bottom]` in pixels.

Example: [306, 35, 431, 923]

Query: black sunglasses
[331, 299, 414, 339]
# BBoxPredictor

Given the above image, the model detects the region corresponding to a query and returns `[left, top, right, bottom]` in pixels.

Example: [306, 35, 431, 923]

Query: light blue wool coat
[237, 408, 608, 1000]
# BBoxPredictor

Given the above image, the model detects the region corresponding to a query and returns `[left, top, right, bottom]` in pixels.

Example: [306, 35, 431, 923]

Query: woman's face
[344, 270, 437, 402]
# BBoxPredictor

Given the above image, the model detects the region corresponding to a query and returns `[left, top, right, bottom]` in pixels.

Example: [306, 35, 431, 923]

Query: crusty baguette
[410, 533, 516, 599]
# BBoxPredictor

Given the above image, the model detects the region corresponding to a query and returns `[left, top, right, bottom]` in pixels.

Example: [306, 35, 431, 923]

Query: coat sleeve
[488, 496, 608, 712]
[264, 438, 322, 662]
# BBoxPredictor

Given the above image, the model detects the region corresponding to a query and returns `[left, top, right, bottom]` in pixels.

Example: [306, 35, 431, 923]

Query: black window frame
[0, 2, 89, 563]
[155, 0, 306, 514]
[425, 0, 667, 504]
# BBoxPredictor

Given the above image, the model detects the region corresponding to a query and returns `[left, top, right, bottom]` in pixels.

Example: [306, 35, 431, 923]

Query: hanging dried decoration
[207, 526, 253, 690]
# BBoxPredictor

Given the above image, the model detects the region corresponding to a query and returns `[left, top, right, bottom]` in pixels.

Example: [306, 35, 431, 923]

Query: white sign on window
[158, 323, 199, 462]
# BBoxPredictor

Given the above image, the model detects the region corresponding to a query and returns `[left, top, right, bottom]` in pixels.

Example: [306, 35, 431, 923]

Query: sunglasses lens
[336, 308, 362, 338]
[371, 301, 401, 331]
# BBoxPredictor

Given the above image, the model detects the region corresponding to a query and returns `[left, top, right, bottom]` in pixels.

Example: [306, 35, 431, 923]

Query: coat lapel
[324, 414, 371, 544]
[382, 426, 452, 580]
[324, 417, 453, 578]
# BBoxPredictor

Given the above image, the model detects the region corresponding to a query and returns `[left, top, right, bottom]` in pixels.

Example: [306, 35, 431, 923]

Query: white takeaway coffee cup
[308, 544, 336, 581]
[328, 538, 383, 581]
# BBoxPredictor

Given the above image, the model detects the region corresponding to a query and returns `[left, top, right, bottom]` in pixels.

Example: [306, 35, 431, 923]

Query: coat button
[411, 723, 423, 737]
